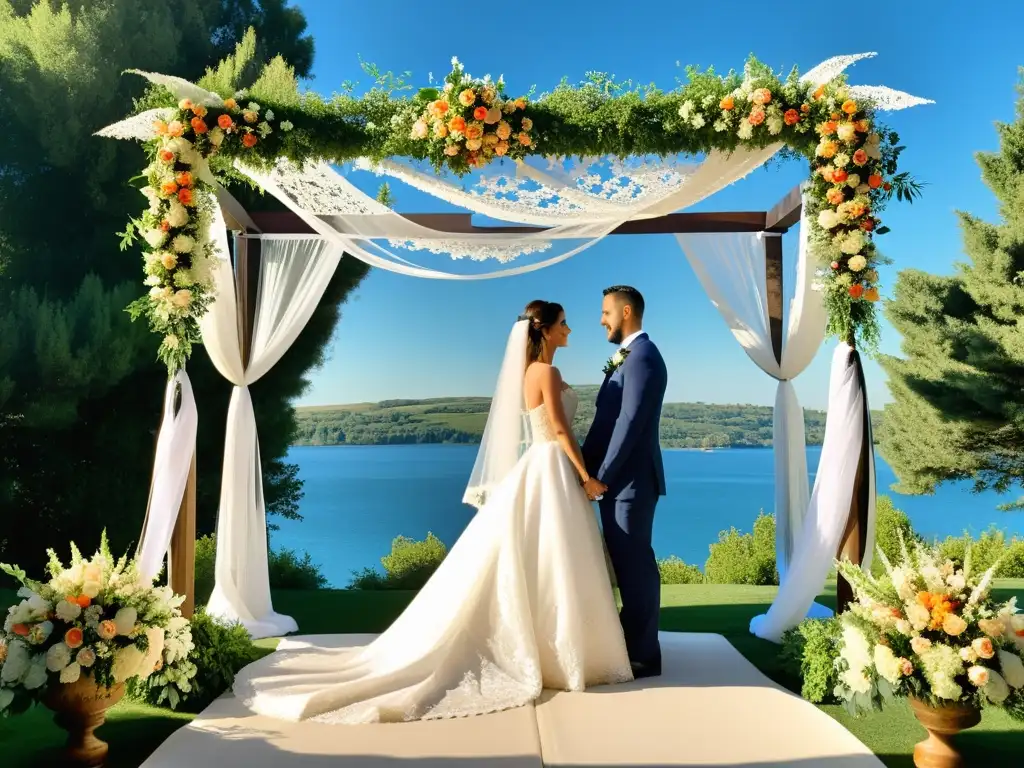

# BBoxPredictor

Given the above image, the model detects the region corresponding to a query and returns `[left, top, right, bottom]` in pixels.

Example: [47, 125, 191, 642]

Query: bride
[232, 300, 633, 724]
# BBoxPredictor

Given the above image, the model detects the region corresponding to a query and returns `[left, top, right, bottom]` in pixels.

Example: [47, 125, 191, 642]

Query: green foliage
[130, 609, 257, 713]
[780, 617, 842, 704]
[348, 533, 448, 590]
[704, 512, 778, 586]
[293, 391, 884, 448]
[0, 0, 364, 577]
[871, 495, 921, 575]
[879, 71, 1024, 510]
[935, 528, 1024, 578]
[194, 534, 327, 603]
[658, 556, 705, 584]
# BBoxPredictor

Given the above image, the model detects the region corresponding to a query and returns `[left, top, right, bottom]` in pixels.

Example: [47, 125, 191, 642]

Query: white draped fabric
[136, 369, 198, 583]
[675, 210, 826, 584]
[749, 343, 877, 643]
[200, 213, 343, 639]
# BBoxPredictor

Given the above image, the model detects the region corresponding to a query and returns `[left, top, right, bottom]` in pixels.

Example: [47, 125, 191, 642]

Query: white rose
[137, 628, 165, 681]
[846, 173, 861, 189]
[998, 650, 1024, 688]
[172, 289, 192, 309]
[833, 153, 850, 168]
[166, 200, 189, 228]
[874, 644, 903, 685]
[113, 607, 138, 636]
[59, 662, 82, 684]
[910, 635, 932, 655]
[895, 619, 913, 636]
[837, 123, 856, 142]
[111, 646, 145, 683]
[767, 117, 783, 135]
[840, 668, 872, 694]
[848, 255, 868, 272]
[208, 127, 225, 146]
[840, 231, 864, 255]
[984, 669, 1010, 703]
[163, 334, 180, 351]
[45, 642, 72, 672]
[143, 229, 167, 249]
[22, 656, 48, 690]
[171, 235, 194, 253]
[410, 120, 429, 140]
[960, 646, 979, 664]
[81, 581, 101, 599]
[817, 209, 840, 230]
[75, 648, 97, 668]
[55, 600, 82, 623]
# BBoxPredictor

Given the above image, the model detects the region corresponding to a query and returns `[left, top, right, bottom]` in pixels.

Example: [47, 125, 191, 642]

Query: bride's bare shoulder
[525, 362, 561, 381]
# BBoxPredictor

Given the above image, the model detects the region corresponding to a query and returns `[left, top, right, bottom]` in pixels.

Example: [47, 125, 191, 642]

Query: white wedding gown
[232, 386, 633, 723]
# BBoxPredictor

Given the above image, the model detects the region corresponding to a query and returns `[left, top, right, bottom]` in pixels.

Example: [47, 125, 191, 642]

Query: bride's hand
[583, 477, 608, 500]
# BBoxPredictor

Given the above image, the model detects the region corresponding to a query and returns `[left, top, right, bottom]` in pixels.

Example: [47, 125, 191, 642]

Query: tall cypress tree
[879, 73, 1024, 510]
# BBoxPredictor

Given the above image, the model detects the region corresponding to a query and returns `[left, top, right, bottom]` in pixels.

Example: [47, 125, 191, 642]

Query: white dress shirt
[620, 329, 645, 349]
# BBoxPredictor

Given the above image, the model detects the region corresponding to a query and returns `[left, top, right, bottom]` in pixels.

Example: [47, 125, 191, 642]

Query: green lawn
[3, 583, 1023, 767]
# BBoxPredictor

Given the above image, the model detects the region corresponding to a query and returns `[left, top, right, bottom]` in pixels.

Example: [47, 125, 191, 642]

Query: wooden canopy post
[168, 447, 196, 618]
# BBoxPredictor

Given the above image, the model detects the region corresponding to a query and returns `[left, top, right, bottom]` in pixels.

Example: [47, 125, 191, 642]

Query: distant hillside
[293, 386, 883, 448]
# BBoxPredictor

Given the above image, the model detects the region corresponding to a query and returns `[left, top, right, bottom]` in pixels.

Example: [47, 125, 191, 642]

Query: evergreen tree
[878, 73, 1024, 510]
[0, 2, 368, 572]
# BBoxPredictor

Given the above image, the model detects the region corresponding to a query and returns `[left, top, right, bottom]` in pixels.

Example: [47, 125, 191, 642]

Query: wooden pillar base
[169, 451, 197, 618]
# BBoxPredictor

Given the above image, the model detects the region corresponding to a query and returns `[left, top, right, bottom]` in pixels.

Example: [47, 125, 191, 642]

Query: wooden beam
[765, 184, 803, 232]
[248, 210, 771, 236]
[168, 449, 196, 619]
[232, 233, 261, 369]
[764, 235, 784, 367]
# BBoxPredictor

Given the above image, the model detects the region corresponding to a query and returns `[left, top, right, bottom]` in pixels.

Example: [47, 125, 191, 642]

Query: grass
[3, 583, 1023, 767]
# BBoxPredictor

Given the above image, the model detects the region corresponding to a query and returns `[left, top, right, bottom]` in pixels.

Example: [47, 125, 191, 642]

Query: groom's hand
[583, 477, 608, 500]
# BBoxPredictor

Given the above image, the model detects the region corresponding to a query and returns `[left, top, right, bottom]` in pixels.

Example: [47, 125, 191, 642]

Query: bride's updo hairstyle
[521, 300, 564, 363]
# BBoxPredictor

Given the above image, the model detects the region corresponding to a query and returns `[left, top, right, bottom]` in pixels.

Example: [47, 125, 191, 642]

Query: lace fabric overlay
[232, 385, 631, 724]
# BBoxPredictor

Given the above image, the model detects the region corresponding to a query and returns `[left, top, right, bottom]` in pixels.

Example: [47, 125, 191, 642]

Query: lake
[273, 445, 1024, 588]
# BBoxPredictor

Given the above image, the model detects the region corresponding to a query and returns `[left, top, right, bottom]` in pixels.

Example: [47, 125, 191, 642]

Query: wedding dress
[232, 383, 633, 724]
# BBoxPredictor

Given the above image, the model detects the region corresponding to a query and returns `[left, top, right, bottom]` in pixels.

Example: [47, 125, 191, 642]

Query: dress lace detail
[231, 382, 631, 724]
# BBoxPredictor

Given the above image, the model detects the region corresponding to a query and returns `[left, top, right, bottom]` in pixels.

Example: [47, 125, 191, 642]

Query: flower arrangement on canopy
[114, 54, 924, 372]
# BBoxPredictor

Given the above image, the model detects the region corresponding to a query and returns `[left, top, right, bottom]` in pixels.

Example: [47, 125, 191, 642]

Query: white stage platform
[140, 632, 883, 767]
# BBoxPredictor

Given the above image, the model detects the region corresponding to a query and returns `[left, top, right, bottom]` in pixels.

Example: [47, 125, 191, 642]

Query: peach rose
[517, 132, 532, 146]
[812, 85, 825, 101]
[464, 123, 483, 140]
[458, 89, 476, 107]
[158, 149, 175, 163]
[177, 188, 194, 206]
[161, 252, 178, 270]
[818, 121, 838, 136]
[514, 98, 527, 110]
[752, 88, 771, 105]
[153, 120, 169, 136]
[841, 99, 858, 115]
[434, 123, 448, 138]
[868, 174, 883, 189]
[192, 105, 208, 118]
[97, 620, 117, 640]
[748, 108, 765, 126]
[848, 284, 864, 299]
[449, 116, 467, 134]
[485, 107, 502, 125]
[159, 220, 171, 233]
[243, 110, 258, 124]
[826, 188, 845, 205]
[161, 181, 178, 196]
[830, 261, 840, 270]
[911, 636, 932, 655]
[783, 109, 800, 126]
[968, 665, 990, 687]
[864, 287, 880, 302]
[899, 658, 914, 676]
[495, 141, 509, 156]
[465, 138, 483, 152]
[979, 618, 1007, 637]
[800, 104, 810, 114]
[853, 149, 868, 166]
[166, 121, 184, 137]
[496, 121, 512, 141]
[64, 628, 84, 649]
[217, 114, 234, 130]
[854, 119, 870, 132]
[429, 100, 449, 118]
[943, 612, 968, 636]
[223, 98, 238, 110]
[242, 133, 258, 148]
[973, 637, 996, 660]
[720, 95, 734, 111]
[190, 117, 208, 134]
[817, 140, 838, 159]
[443, 145, 460, 157]
[820, 166, 835, 183]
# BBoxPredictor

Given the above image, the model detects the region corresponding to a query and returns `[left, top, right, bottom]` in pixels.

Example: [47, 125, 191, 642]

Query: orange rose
[177, 187, 194, 206]
[752, 88, 772, 105]
[176, 172, 193, 188]
[161, 181, 178, 196]
[852, 149, 868, 166]
[783, 109, 800, 126]
[518, 131, 532, 146]
[831, 112, 841, 121]
[64, 628, 84, 649]
[190, 117, 208, 134]
[812, 85, 825, 100]
[800, 104, 810, 114]
[192, 105, 208, 118]
[495, 141, 509, 156]
[449, 116, 467, 133]
[818, 121, 838, 136]
[464, 123, 483, 140]
[75, 595, 91, 608]
[841, 99, 858, 116]
[243, 110, 258, 124]
[514, 98, 527, 110]
[826, 188, 845, 205]
[868, 174, 883, 189]
[152, 120, 169, 136]
[217, 114, 234, 130]
[159, 149, 174, 163]
[473, 106, 488, 121]
[431, 100, 449, 117]
[223, 98, 238, 110]
[12, 624, 29, 636]
[720, 95, 735, 111]
[748, 108, 765, 126]
[849, 284, 865, 299]
[242, 133, 258, 148]
[820, 167, 835, 183]
[160, 220, 171, 232]
[167, 121, 184, 138]
[854, 119, 870, 132]
[861, 218, 875, 231]
[832, 168, 849, 184]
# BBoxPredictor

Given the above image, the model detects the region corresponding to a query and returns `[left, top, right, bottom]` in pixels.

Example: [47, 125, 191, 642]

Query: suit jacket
[583, 333, 667, 499]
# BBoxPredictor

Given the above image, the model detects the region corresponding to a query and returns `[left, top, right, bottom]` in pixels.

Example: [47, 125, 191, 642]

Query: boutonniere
[602, 348, 630, 376]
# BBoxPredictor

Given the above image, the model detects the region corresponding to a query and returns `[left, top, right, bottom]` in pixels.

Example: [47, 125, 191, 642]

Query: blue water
[273, 445, 1024, 588]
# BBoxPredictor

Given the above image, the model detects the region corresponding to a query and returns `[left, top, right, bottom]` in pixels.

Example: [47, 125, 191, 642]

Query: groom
[583, 286, 668, 679]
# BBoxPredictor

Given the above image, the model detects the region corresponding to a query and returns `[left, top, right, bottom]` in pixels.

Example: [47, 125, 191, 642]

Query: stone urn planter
[43, 675, 125, 767]
[909, 697, 981, 768]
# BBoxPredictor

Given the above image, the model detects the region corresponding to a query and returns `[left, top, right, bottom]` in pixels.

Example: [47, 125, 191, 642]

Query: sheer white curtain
[136, 369, 198, 582]
[675, 211, 825, 583]
[749, 343, 877, 642]
[200, 222, 343, 639]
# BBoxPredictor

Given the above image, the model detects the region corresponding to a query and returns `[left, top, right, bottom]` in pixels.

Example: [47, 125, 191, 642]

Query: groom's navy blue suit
[583, 333, 667, 671]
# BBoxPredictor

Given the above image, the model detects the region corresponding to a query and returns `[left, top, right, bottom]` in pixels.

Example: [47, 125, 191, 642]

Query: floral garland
[120, 56, 921, 373]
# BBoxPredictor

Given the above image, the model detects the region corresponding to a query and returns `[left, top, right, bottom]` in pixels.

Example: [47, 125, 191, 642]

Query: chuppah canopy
[97, 51, 930, 639]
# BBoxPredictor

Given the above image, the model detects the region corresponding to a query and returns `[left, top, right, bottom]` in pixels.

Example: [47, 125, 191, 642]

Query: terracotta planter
[909, 697, 981, 768]
[43, 675, 125, 768]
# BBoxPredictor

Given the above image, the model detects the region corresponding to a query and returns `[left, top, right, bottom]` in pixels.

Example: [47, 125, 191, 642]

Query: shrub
[194, 534, 328, 604]
[871, 495, 920, 575]
[348, 533, 448, 590]
[935, 528, 1024, 578]
[129, 609, 258, 712]
[780, 617, 842, 704]
[704, 511, 778, 586]
[658, 556, 704, 584]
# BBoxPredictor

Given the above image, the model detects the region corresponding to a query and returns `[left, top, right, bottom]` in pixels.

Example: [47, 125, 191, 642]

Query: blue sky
[288, 0, 1020, 410]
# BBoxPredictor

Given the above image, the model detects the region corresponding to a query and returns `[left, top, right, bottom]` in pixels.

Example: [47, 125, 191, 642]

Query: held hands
[582, 477, 608, 501]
